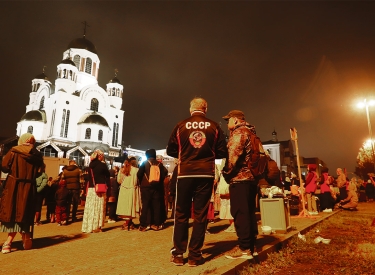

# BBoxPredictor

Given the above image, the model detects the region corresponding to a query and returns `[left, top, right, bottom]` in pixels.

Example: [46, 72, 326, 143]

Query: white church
[16, 33, 125, 168]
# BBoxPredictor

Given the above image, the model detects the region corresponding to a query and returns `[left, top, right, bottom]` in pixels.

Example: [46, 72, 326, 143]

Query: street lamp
[357, 99, 375, 170]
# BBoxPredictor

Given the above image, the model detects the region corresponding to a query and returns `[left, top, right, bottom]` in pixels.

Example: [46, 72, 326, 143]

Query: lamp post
[358, 99, 375, 171]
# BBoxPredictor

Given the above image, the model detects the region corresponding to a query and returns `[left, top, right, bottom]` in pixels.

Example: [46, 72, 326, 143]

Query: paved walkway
[2, 202, 371, 275]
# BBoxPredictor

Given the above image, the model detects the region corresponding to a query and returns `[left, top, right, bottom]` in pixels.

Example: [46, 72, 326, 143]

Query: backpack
[248, 133, 267, 177]
[249, 133, 280, 185]
[266, 156, 280, 184]
[145, 161, 161, 183]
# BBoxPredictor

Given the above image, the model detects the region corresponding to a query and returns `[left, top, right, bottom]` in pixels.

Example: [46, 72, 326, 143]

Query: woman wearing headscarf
[116, 157, 140, 230]
[0, 133, 44, 254]
[81, 149, 110, 233]
[340, 181, 359, 210]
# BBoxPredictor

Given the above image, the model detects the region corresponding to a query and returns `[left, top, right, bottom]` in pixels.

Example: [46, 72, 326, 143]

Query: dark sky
[2, 1, 375, 173]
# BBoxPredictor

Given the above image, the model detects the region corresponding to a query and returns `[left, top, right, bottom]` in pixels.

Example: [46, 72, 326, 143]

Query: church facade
[16, 35, 124, 167]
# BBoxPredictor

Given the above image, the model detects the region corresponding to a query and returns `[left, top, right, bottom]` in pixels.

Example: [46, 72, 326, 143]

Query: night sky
[2, 1, 375, 174]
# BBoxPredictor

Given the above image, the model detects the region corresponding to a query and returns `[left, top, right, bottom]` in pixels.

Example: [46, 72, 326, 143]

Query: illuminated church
[16, 31, 124, 167]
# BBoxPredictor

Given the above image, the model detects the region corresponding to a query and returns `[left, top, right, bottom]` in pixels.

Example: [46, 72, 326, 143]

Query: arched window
[98, 130, 103, 141]
[112, 123, 119, 147]
[60, 109, 70, 138]
[90, 98, 99, 112]
[60, 109, 66, 137]
[27, 126, 33, 134]
[85, 128, 91, 139]
[39, 96, 45, 109]
[64, 110, 70, 138]
[49, 109, 56, 136]
[85, 57, 92, 74]
[73, 55, 80, 68]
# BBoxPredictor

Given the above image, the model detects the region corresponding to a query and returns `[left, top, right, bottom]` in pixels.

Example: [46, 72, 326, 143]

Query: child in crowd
[45, 176, 58, 223]
[55, 179, 69, 226]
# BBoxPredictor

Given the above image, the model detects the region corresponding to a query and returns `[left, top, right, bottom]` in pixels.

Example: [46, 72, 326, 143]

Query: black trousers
[140, 186, 162, 227]
[107, 201, 118, 220]
[229, 181, 258, 253]
[172, 177, 213, 261]
[66, 189, 80, 221]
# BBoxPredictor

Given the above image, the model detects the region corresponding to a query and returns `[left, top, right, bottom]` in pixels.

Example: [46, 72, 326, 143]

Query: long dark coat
[0, 144, 43, 223]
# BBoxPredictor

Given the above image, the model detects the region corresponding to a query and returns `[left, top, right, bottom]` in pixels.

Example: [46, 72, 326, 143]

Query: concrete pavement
[0, 203, 351, 275]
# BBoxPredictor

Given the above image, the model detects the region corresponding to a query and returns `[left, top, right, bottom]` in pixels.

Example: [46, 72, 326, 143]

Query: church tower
[16, 24, 124, 167]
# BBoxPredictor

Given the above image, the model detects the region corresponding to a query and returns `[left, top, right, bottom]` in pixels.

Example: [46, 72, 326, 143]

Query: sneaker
[225, 246, 253, 260]
[107, 219, 116, 224]
[188, 257, 205, 267]
[139, 226, 148, 232]
[1, 242, 11, 254]
[61, 220, 67, 225]
[323, 208, 332, 213]
[170, 254, 184, 266]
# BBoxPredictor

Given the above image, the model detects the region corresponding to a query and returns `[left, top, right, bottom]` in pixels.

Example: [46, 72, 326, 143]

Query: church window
[60, 109, 66, 137]
[85, 128, 91, 139]
[64, 110, 70, 138]
[70, 149, 84, 167]
[112, 123, 119, 147]
[90, 98, 99, 112]
[60, 109, 70, 138]
[73, 55, 80, 68]
[50, 109, 56, 136]
[40, 96, 45, 109]
[85, 57, 92, 74]
[40, 147, 56, 157]
[27, 126, 33, 134]
[98, 130, 103, 141]
[63, 69, 67, 79]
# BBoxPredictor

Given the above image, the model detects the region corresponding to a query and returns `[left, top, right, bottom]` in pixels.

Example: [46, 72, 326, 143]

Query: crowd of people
[1, 97, 374, 270]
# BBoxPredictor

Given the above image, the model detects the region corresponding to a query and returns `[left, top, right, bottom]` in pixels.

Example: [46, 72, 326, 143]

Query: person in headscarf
[116, 157, 140, 230]
[81, 149, 110, 233]
[0, 133, 44, 254]
[340, 181, 359, 210]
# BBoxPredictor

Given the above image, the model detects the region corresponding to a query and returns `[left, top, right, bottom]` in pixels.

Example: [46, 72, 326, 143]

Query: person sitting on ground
[340, 181, 358, 210]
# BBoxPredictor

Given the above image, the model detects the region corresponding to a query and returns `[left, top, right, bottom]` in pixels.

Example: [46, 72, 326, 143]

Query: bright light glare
[357, 102, 365, 108]
[369, 100, 375, 106]
[365, 139, 374, 147]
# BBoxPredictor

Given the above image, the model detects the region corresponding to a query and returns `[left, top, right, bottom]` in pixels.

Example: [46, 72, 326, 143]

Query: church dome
[67, 38, 97, 54]
[20, 110, 47, 123]
[78, 113, 109, 127]
[59, 58, 76, 66]
[109, 77, 121, 84]
[34, 73, 48, 80]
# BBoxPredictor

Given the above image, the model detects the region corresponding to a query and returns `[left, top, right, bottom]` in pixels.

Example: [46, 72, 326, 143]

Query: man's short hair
[190, 97, 207, 113]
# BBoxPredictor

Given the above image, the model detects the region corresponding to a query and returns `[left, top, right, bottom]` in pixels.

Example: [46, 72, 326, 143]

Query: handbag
[218, 174, 230, 198]
[90, 169, 107, 194]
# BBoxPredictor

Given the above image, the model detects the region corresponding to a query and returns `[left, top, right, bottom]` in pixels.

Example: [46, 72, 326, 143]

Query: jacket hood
[64, 165, 79, 171]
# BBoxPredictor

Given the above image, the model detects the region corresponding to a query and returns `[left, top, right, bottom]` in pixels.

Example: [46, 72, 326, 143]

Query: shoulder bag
[90, 169, 107, 194]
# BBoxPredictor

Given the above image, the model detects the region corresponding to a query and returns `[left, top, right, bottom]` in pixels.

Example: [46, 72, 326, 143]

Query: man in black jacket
[167, 97, 228, 267]
[62, 160, 82, 223]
